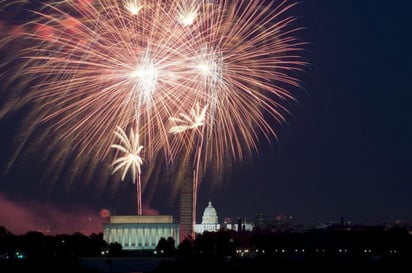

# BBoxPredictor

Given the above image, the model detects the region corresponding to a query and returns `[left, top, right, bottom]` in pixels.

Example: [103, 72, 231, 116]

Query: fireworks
[169, 102, 208, 136]
[169, 102, 208, 235]
[111, 125, 144, 215]
[0, 0, 307, 215]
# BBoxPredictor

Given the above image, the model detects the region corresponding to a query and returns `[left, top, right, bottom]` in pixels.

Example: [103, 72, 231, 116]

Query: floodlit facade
[194, 201, 221, 234]
[103, 215, 179, 250]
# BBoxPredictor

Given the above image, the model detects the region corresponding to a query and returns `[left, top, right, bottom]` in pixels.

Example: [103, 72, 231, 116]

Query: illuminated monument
[194, 201, 220, 234]
[178, 153, 195, 241]
[103, 215, 179, 250]
[102, 201, 254, 250]
[179, 177, 193, 241]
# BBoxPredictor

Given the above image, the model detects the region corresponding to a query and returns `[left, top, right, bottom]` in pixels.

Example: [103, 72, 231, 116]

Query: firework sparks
[123, 0, 143, 16]
[0, 0, 307, 217]
[111, 126, 144, 215]
[169, 102, 208, 135]
[169, 102, 208, 237]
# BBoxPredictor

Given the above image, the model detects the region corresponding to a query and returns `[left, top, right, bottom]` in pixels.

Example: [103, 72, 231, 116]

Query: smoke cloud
[0, 193, 103, 235]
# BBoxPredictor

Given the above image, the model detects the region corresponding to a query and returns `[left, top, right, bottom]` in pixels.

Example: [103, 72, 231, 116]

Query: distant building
[103, 215, 179, 250]
[194, 201, 220, 234]
[224, 217, 254, 232]
[254, 213, 267, 230]
[194, 201, 254, 234]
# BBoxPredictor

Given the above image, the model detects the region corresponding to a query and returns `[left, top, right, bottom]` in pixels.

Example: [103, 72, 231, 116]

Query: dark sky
[222, 0, 412, 226]
[1, 0, 412, 234]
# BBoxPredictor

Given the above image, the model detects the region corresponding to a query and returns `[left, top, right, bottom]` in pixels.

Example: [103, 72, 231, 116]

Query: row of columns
[103, 225, 179, 250]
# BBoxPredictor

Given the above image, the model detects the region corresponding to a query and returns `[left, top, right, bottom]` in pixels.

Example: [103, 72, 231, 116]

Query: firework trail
[0, 0, 307, 218]
[169, 102, 208, 236]
[111, 126, 144, 215]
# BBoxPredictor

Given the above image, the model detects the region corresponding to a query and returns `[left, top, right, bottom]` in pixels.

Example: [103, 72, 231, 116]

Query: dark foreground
[1, 225, 411, 272]
[1, 254, 409, 273]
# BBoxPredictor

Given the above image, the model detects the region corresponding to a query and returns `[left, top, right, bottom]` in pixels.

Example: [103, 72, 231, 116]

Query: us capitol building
[194, 201, 220, 234]
[103, 201, 253, 250]
[194, 201, 254, 233]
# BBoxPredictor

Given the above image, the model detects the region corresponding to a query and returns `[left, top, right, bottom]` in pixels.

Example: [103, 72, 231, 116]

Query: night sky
[1, 0, 411, 234]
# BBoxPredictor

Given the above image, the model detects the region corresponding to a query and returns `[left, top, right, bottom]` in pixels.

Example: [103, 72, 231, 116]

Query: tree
[156, 237, 176, 256]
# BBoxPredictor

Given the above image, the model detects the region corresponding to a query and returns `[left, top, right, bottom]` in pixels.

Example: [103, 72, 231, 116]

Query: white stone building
[103, 215, 179, 250]
[194, 201, 221, 234]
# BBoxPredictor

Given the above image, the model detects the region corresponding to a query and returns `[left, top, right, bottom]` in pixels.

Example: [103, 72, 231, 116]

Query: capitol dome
[201, 201, 218, 224]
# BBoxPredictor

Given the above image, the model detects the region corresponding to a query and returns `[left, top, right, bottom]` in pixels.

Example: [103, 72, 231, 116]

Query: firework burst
[0, 0, 307, 215]
[169, 102, 208, 234]
[111, 126, 144, 215]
